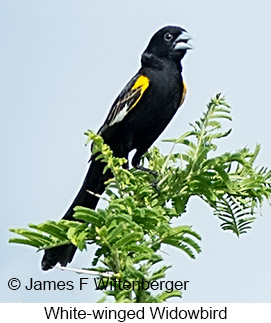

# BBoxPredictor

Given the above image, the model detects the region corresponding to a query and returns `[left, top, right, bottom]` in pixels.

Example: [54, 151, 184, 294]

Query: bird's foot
[134, 165, 158, 177]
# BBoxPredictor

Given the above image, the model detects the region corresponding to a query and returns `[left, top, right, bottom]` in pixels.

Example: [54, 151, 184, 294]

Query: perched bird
[41, 25, 192, 270]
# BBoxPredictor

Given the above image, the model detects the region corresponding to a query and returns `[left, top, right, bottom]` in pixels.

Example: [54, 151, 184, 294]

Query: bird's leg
[134, 163, 160, 193]
[132, 150, 161, 193]
[132, 150, 158, 176]
[134, 164, 158, 176]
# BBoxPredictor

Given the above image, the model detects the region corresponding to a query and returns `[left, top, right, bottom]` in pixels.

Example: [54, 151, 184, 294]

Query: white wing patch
[108, 103, 129, 126]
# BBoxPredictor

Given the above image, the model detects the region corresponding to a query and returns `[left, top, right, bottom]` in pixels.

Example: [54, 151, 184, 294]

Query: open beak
[174, 31, 193, 51]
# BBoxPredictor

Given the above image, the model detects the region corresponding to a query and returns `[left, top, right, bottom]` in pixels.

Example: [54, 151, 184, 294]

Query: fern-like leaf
[214, 194, 256, 236]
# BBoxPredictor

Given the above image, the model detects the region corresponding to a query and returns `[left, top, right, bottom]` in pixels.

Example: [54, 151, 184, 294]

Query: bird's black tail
[41, 159, 110, 270]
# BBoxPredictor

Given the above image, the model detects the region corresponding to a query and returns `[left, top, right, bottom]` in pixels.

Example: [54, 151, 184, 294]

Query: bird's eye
[164, 32, 173, 41]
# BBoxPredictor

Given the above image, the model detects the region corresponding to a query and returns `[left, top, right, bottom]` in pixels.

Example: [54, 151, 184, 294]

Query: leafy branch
[9, 94, 271, 302]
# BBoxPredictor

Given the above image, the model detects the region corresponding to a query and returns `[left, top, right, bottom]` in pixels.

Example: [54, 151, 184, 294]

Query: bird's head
[142, 26, 192, 63]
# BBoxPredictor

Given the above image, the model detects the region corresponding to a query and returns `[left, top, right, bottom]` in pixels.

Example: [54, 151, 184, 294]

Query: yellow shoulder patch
[180, 81, 187, 106]
[132, 75, 150, 91]
[130, 75, 150, 109]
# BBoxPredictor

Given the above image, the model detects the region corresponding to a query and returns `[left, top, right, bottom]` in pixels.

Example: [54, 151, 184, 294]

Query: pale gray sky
[1, 0, 271, 302]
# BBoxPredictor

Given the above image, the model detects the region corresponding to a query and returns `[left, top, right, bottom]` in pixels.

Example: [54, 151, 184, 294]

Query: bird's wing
[98, 74, 150, 135]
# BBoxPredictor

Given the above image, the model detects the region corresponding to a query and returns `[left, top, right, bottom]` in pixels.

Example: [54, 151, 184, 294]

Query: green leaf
[9, 238, 41, 248]
[114, 231, 143, 248]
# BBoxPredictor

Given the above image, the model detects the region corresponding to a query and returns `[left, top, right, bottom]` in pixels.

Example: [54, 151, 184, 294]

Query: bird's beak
[174, 31, 193, 51]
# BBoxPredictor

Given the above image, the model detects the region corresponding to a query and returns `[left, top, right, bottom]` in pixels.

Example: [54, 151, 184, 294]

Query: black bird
[41, 25, 192, 270]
